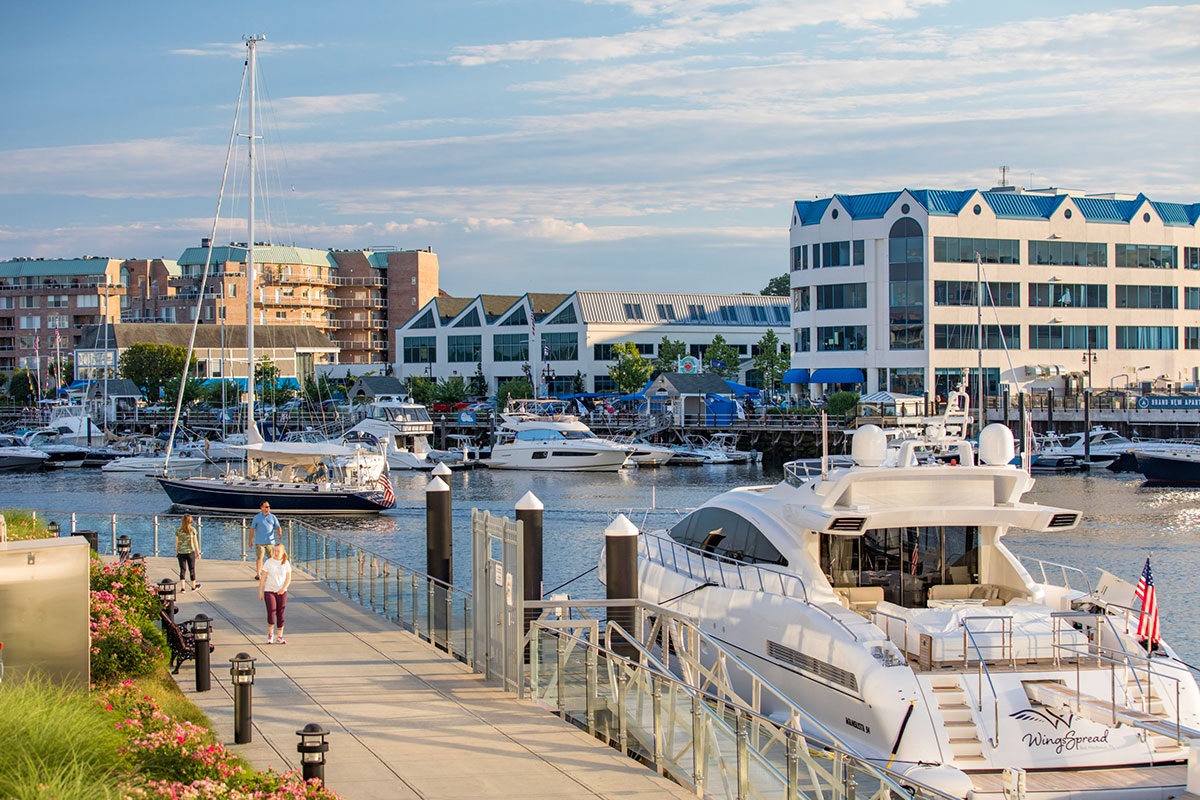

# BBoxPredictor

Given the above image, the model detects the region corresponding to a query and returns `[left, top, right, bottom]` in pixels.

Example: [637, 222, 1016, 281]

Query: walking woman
[258, 542, 293, 644]
[175, 514, 200, 591]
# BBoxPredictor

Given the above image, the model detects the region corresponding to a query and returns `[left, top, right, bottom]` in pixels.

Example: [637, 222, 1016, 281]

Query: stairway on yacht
[928, 674, 989, 768]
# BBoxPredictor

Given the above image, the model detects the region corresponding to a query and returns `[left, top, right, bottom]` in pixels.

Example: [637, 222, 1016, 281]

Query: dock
[147, 556, 693, 800]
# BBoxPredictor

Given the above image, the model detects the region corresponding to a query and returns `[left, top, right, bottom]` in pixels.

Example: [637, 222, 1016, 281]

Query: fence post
[692, 694, 706, 794]
[735, 709, 749, 800]
[605, 515, 639, 657]
[70, 512, 76, 534]
[197, 516, 203, 556]
[110, 513, 117, 555]
[241, 519, 248, 561]
[153, 516, 159, 557]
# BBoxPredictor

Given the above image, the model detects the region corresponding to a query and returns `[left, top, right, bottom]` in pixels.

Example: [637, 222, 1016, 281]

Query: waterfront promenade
[145, 556, 693, 800]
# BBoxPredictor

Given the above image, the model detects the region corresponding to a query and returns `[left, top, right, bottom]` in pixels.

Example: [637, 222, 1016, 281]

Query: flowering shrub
[0, 509, 54, 541]
[127, 772, 343, 800]
[120, 719, 241, 783]
[124, 779, 251, 799]
[92, 558, 161, 621]
[91, 590, 165, 684]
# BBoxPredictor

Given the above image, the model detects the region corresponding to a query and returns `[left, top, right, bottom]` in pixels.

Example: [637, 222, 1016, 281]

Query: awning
[781, 368, 809, 384]
[203, 378, 248, 389]
[809, 368, 865, 384]
[723, 380, 761, 397]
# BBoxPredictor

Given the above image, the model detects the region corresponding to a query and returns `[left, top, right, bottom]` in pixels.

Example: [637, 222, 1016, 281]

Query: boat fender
[899, 763, 973, 798]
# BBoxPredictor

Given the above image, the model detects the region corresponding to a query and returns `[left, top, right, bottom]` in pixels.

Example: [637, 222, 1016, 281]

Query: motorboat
[18, 429, 87, 468]
[156, 38, 394, 516]
[607, 434, 675, 467]
[44, 404, 106, 447]
[708, 432, 761, 463]
[631, 422, 1200, 798]
[486, 400, 631, 471]
[428, 434, 484, 469]
[343, 400, 436, 470]
[1054, 427, 1130, 470]
[177, 433, 249, 462]
[1135, 448, 1200, 487]
[671, 435, 734, 464]
[0, 435, 50, 472]
[1026, 433, 1080, 474]
[103, 454, 206, 475]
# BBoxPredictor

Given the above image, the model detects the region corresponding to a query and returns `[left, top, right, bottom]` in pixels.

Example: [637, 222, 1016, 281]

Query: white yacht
[634, 423, 1200, 798]
[178, 433, 249, 462]
[45, 404, 105, 447]
[19, 429, 87, 468]
[486, 400, 631, 472]
[343, 400, 436, 470]
[0, 435, 50, 472]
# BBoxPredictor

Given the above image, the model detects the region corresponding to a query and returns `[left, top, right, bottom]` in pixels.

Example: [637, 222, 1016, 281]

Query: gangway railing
[959, 618, 1008, 747]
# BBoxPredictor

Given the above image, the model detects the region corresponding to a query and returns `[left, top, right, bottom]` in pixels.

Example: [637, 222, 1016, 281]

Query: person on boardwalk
[175, 514, 200, 591]
[258, 542, 292, 644]
[249, 501, 281, 579]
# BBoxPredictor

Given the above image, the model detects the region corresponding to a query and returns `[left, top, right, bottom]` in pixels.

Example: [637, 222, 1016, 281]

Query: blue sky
[3, 1, 1198, 296]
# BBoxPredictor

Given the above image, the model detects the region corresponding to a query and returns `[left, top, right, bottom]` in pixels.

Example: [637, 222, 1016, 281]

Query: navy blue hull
[1136, 454, 1200, 486]
[157, 477, 391, 514]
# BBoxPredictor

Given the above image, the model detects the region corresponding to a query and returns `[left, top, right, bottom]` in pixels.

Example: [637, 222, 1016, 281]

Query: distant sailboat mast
[245, 34, 264, 444]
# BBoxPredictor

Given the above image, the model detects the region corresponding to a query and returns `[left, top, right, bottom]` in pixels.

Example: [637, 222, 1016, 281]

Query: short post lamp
[157, 578, 178, 628]
[129, 553, 146, 568]
[296, 722, 330, 783]
[117, 534, 132, 562]
[47, 520, 60, 537]
[230, 652, 256, 744]
[192, 613, 212, 692]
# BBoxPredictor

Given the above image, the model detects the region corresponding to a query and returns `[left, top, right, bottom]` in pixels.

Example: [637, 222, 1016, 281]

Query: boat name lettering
[1020, 729, 1109, 754]
[843, 717, 870, 734]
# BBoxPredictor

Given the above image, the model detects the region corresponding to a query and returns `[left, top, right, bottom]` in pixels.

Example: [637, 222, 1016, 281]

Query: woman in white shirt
[258, 542, 293, 644]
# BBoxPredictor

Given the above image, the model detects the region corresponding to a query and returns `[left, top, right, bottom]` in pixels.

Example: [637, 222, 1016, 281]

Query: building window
[1114, 244, 1177, 269]
[934, 281, 1020, 307]
[594, 375, 618, 393]
[18, 316, 40, 329]
[792, 287, 809, 312]
[1186, 327, 1200, 350]
[623, 303, 645, 320]
[635, 342, 654, 356]
[541, 332, 578, 361]
[791, 246, 805, 272]
[47, 295, 68, 308]
[447, 334, 482, 363]
[1027, 241, 1107, 267]
[933, 324, 1020, 350]
[1185, 247, 1200, 270]
[453, 308, 481, 327]
[718, 305, 737, 322]
[19, 296, 38, 309]
[749, 305, 767, 323]
[689, 344, 704, 358]
[1115, 326, 1177, 350]
[890, 367, 924, 395]
[593, 343, 614, 361]
[47, 315, 69, 329]
[687, 304, 707, 321]
[1028, 283, 1106, 308]
[402, 336, 436, 364]
[546, 305, 577, 325]
[816, 283, 867, 310]
[77, 295, 100, 308]
[409, 309, 436, 329]
[817, 240, 864, 268]
[493, 333, 529, 362]
[773, 306, 788, 323]
[656, 303, 676, 320]
[794, 328, 810, 352]
[499, 306, 529, 327]
[1028, 325, 1108, 349]
[817, 325, 866, 352]
[889, 217, 924, 350]
[933, 237, 1020, 264]
[1114, 285, 1177, 309]
[1187, 287, 1200, 310]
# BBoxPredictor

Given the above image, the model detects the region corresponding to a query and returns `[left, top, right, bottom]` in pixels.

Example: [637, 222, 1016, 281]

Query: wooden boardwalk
[147, 557, 693, 800]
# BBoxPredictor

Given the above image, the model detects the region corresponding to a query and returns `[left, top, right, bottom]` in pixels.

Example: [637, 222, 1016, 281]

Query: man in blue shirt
[250, 501, 281, 579]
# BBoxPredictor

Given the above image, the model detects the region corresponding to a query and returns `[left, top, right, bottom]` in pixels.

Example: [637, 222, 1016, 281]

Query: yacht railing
[869, 608, 910, 656]
[959, 620, 1005, 747]
[639, 533, 862, 641]
[1017, 555, 1093, 596]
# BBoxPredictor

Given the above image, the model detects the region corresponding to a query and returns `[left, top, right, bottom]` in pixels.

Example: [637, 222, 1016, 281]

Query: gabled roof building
[789, 187, 1200, 399]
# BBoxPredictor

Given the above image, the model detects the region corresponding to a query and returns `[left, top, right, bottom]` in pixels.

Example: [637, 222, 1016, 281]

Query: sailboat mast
[245, 35, 263, 440]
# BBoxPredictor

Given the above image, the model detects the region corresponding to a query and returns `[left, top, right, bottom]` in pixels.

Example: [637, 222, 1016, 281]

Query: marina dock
[146, 556, 693, 800]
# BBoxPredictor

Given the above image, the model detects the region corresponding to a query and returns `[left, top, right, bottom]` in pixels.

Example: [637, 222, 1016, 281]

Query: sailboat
[157, 36, 393, 515]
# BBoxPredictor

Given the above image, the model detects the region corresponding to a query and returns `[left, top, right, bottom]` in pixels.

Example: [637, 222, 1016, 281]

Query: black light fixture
[295, 722, 330, 782]
[192, 613, 212, 692]
[157, 578, 178, 627]
[229, 652, 256, 744]
[47, 521, 60, 537]
[117, 534, 132, 561]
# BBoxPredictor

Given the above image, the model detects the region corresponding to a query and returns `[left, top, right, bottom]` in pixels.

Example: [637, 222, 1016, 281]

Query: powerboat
[0, 435, 50, 472]
[103, 454, 206, 475]
[708, 432, 761, 463]
[1135, 448, 1200, 487]
[45, 404, 105, 447]
[607, 435, 675, 466]
[18, 429, 87, 468]
[671, 435, 734, 464]
[632, 422, 1200, 798]
[486, 400, 631, 471]
[343, 400, 436, 470]
[1026, 433, 1080, 474]
[177, 433, 249, 462]
[429, 434, 485, 469]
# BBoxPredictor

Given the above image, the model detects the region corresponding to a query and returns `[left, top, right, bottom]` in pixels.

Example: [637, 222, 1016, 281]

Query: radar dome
[851, 425, 887, 467]
[978, 423, 1016, 466]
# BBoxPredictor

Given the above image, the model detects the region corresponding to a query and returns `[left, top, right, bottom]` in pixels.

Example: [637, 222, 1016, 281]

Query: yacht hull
[1137, 452, 1200, 486]
[0, 454, 49, 472]
[157, 477, 391, 514]
[485, 445, 628, 471]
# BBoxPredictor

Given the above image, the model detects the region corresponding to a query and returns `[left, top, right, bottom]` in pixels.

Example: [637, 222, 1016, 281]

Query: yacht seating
[927, 583, 1032, 607]
[834, 586, 884, 613]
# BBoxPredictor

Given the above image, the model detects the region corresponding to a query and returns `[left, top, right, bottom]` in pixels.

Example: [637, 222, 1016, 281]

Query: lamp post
[229, 652, 256, 744]
[117, 534, 132, 562]
[541, 365, 555, 398]
[296, 723, 330, 783]
[1082, 337, 1098, 464]
[156, 578, 178, 627]
[192, 613, 212, 692]
[47, 520, 60, 537]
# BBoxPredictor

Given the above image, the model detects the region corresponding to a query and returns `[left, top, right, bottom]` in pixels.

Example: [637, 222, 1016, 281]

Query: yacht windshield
[820, 526, 980, 607]
[515, 429, 566, 442]
[561, 431, 597, 440]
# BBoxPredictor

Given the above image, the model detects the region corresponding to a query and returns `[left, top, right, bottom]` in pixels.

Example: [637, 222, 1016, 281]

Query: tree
[204, 379, 242, 407]
[404, 376, 437, 406]
[163, 376, 206, 409]
[254, 356, 294, 407]
[496, 378, 533, 411]
[653, 337, 688, 376]
[761, 275, 789, 296]
[469, 362, 488, 397]
[6, 369, 34, 405]
[608, 341, 651, 395]
[572, 370, 586, 394]
[752, 329, 789, 396]
[120, 343, 195, 402]
[433, 376, 469, 406]
[827, 391, 859, 418]
[703, 335, 740, 380]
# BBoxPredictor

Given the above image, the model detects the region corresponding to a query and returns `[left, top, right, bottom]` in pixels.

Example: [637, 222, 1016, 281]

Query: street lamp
[541, 364, 555, 398]
[296, 723, 331, 783]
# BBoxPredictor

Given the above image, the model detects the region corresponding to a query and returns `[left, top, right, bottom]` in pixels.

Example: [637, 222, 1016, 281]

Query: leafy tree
[608, 341, 651, 395]
[254, 356, 294, 407]
[469, 362, 488, 397]
[761, 275, 789, 296]
[204, 380, 242, 407]
[163, 376, 206, 409]
[827, 391, 860, 418]
[6, 369, 34, 405]
[752, 329, 790, 395]
[301, 374, 335, 404]
[433, 376, 469, 406]
[496, 378, 533, 411]
[120, 343, 195, 402]
[703, 335, 740, 380]
[404, 376, 437, 406]
[572, 370, 586, 394]
[653, 337, 688, 377]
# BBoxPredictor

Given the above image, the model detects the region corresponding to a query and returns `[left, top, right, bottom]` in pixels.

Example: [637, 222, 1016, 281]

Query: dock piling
[426, 473, 452, 646]
[516, 491, 544, 643]
[605, 514, 639, 657]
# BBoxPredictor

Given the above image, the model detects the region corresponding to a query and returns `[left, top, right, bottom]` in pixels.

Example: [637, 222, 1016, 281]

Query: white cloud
[170, 41, 313, 58]
[272, 93, 398, 119]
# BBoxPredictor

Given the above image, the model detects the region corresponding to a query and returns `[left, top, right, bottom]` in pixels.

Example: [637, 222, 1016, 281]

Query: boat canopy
[233, 440, 373, 466]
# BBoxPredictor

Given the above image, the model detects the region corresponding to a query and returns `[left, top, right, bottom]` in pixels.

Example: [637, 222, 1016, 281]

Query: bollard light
[295, 722, 330, 782]
[193, 613, 212, 692]
[129, 553, 146, 567]
[47, 521, 60, 537]
[230, 652, 256, 744]
[117, 534, 132, 561]
[193, 613, 212, 641]
[230, 652, 256, 684]
[157, 577, 177, 606]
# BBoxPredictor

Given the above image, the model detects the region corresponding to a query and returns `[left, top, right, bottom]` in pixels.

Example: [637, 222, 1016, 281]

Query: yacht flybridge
[636, 423, 1200, 799]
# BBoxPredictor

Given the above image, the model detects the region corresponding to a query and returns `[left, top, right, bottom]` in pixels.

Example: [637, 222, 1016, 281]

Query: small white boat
[608, 435, 674, 466]
[103, 455, 207, 475]
[19, 429, 87, 468]
[178, 433, 249, 462]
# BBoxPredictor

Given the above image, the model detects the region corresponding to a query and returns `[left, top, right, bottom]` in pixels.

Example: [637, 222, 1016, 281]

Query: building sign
[679, 356, 700, 374]
[1136, 396, 1200, 410]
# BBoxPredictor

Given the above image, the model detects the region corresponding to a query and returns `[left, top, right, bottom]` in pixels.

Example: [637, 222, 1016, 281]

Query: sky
[2, 1, 1199, 297]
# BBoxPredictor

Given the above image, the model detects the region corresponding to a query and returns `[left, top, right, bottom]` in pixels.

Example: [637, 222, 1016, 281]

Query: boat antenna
[163, 50, 249, 470]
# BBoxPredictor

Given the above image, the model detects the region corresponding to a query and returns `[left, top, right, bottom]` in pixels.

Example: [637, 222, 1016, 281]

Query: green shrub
[0, 509, 53, 541]
[827, 391, 860, 418]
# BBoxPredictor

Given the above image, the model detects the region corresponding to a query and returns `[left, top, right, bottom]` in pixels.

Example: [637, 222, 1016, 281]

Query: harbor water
[5, 464, 1199, 662]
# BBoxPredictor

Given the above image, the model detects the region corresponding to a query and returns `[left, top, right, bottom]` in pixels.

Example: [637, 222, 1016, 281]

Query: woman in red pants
[258, 542, 293, 644]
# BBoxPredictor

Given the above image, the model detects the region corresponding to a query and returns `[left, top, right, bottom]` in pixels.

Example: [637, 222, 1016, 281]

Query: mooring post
[516, 491, 544, 653]
[605, 514, 639, 657]
[1047, 387, 1055, 434]
[425, 470, 452, 647]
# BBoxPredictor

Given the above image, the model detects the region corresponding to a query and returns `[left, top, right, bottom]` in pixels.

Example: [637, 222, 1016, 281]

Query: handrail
[960, 620, 1003, 747]
[869, 607, 911, 656]
[1018, 555, 1093, 595]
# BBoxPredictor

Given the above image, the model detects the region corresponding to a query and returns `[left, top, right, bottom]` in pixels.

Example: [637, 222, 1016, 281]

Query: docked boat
[0, 435, 50, 472]
[486, 400, 631, 472]
[18, 429, 87, 468]
[671, 435, 734, 464]
[343, 400, 436, 470]
[607, 434, 675, 466]
[177, 433, 249, 462]
[631, 422, 1200, 798]
[708, 432, 760, 463]
[103, 454, 206, 475]
[44, 404, 106, 447]
[1135, 448, 1200, 486]
[1026, 433, 1080, 474]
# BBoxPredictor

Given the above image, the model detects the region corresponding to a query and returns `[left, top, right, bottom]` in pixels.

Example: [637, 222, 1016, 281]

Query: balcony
[326, 297, 386, 308]
[331, 276, 387, 288]
[326, 318, 387, 330]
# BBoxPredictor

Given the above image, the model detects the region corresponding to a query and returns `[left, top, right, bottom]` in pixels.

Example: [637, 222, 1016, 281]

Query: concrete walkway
[148, 557, 693, 800]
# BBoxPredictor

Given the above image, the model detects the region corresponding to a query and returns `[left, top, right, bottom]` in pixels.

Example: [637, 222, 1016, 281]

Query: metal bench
[160, 605, 213, 674]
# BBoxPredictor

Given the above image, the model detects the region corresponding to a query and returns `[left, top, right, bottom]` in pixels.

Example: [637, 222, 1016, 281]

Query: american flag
[376, 472, 395, 508]
[1134, 557, 1161, 645]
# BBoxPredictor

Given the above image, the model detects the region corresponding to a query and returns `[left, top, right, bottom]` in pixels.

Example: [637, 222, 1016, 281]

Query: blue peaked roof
[793, 188, 1200, 226]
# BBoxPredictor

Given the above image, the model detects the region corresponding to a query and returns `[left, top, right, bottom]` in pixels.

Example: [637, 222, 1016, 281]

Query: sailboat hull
[157, 477, 391, 514]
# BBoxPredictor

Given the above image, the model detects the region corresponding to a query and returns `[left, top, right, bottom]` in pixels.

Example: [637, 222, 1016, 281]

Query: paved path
[148, 557, 693, 800]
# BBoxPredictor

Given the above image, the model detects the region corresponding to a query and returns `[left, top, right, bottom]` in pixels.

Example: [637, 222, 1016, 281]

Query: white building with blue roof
[788, 186, 1200, 400]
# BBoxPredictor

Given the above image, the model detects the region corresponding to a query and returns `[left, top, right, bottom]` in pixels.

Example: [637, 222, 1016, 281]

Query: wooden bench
[160, 606, 214, 674]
